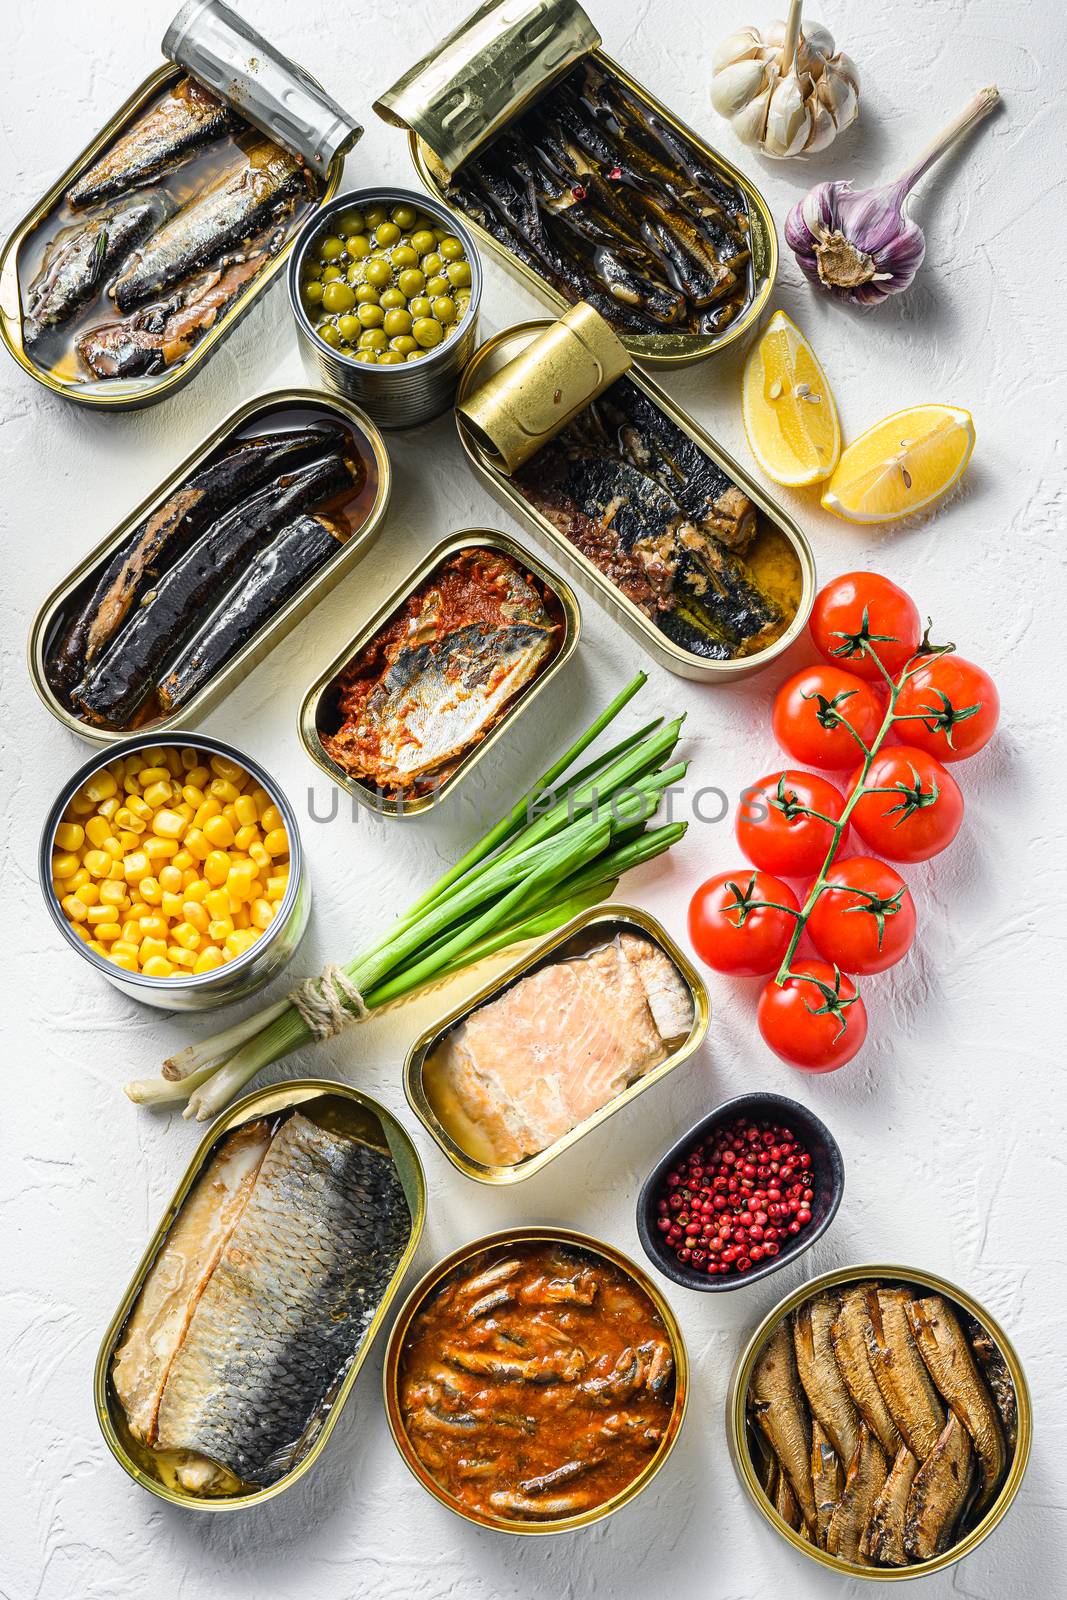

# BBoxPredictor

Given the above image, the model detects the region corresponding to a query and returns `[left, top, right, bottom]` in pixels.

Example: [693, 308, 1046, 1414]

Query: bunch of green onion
[126, 673, 687, 1120]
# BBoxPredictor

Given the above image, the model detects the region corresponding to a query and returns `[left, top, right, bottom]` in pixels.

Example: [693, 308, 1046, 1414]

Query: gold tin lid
[456, 301, 630, 474]
[374, 0, 600, 177]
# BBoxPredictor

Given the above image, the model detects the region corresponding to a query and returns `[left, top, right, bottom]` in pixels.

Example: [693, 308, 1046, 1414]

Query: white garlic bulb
[711, 1, 859, 158]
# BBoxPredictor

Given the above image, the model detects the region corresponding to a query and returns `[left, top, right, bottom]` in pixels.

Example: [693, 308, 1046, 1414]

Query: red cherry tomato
[810, 572, 921, 682]
[894, 655, 999, 763]
[849, 746, 964, 862]
[772, 666, 884, 770]
[757, 960, 867, 1072]
[806, 856, 916, 975]
[688, 870, 800, 976]
[736, 770, 847, 877]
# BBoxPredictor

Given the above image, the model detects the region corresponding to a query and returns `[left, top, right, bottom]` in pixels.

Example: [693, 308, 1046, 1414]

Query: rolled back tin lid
[457, 302, 629, 474]
[163, 0, 363, 176]
[374, 0, 600, 178]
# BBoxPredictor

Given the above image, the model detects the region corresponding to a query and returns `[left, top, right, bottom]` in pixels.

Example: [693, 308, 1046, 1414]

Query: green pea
[338, 209, 365, 236]
[425, 274, 449, 298]
[420, 251, 443, 278]
[431, 295, 457, 325]
[320, 235, 345, 261]
[346, 263, 363, 285]
[365, 205, 387, 228]
[357, 302, 384, 328]
[440, 235, 465, 261]
[383, 307, 412, 337]
[433, 227, 447, 242]
[406, 348, 427, 361]
[303, 280, 324, 306]
[390, 334, 417, 354]
[412, 316, 443, 349]
[391, 204, 418, 230]
[347, 233, 371, 259]
[379, 287, 405, 310]
[354, 349, 378, 364]
[355, 283, 380, 305]
[374, 221, 401, 248]
[322, 281, 356, 314]
[391, 244, 418, 270]
[322, 264, 342, 283]
[408, 296, 432, 319]
[338, 313, 360, 342]
[358, 327, 389, 351]
[410, 229, 436, 256]
[397, 269, 425, 299]
[304, 260, 323, 280]
[446, 260, 472, 289]
[318, 323, 342, 348]
[364, 257, 392, 289]
[377, 350, 405, 365]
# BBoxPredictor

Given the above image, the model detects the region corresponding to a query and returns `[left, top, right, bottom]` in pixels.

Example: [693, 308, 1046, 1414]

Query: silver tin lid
[163, 0, 362, 175]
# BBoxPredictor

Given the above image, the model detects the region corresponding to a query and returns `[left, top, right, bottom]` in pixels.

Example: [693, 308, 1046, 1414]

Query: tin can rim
[39, 732, 304, 994]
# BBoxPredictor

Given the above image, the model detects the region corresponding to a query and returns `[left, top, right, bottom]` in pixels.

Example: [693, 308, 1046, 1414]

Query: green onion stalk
[125, 673, 689, 1120]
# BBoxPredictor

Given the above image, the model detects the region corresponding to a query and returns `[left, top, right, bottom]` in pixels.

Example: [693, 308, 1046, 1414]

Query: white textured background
[2, 2, 1064, 1596]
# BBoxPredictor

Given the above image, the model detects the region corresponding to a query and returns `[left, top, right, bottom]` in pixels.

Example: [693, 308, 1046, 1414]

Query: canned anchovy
[404, 904, 709, 1181]
[299, 528, 580, 818]
[288, 188, 483, 429]
[95, 1079, 426, 1509]
[456, 317, 816, 682]
[40, 733, 310, 1011]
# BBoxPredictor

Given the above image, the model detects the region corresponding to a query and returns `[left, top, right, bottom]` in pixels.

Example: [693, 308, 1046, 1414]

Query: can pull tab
[457, 303, 630, 476]
[163, 0, 363, 175]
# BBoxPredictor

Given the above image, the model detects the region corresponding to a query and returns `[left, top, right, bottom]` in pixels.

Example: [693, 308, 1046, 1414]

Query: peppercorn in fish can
[40, 734, 309, 1010]
[288, 189, 483, 428]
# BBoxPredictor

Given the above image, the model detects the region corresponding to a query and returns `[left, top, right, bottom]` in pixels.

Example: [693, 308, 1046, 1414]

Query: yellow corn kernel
[204, 886, 231, 920]
[77, 881, 100, 907]
[139, 937, 168, 964]
[123, 773, 142, 795]
[225, 929, 258, 958]
[181, 781, 205, 806]
[152, 808, 186, 840]
[203, 813, 235, 848]
[260, 804, 283, 833]
[83, 849, 112, 878]
[186, 764, 211, 789]
[61, 894, 89, 923]
[182, 901, 209, 933]
[168, 946, 197, 970]
[139, 913, 169, 941]
[84, 771, 117, 803]
[171, 921, 201, 952]
[233, 794, 258, 828]
[138, 766, 170, 787]
[184, 828, 211, 861]
[69, 922, 93, 944]
[170, 850, 192, 874]
[100, 880, 128, 907]
[249, 841, 271, 871]
[251, 787, 272, 818]
[182, 878, 207, 904]
[208, 916, 234, 941]
[158, 864, 183, 894]
[251, 898, 274, 929]
[84, 815, 112, 849]
[86, 940, 107, 955]
[210, 754, 246, 783]
[114, 805, 145, 833]
[87, 903, 117, 924]
[266, 875, 287, 901]
[174, 801, 195, 823]
[94, 921, 121, 942]
[161, 891, 184, 922]
[55, 822, 85, 852]
[144, 836, 178, 861]
[127, 794, 153, 821]
[180, 871, 198, 892]
[139, 876, 162, 905]
[121, 920, 141, 943]
[206, 778, 240, 807]
[204, 850, 231, 886]
[193, 946, 224, 974]
[117, 831, 141, 853]
[102, 838, 124, 862]
[99, 797, 121, 822]
[180, 747, 201, 771]
[52, 852, 80, 880]
[68, 793, 97, 817]
[165, 749, 185, 777]
[111, 953, 140, 972]
[108, 861, 126, 882]
[233, 824, 258, 852]
[193, 798, 221, 828]
[142, 956, 175, 978]
[226, 864, 254, 901]
[263, 828, 288, 858]
[112, 940, 140, 962]
[232, 905, 251, 929]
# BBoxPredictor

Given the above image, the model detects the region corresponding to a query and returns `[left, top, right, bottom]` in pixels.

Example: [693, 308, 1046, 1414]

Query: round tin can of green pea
[39, 733, 310, 1012]
[288, 188, 483, 429]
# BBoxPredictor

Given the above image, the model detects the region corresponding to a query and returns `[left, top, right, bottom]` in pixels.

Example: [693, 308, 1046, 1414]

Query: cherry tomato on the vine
[757, 959, 867, 1072]
[736, 769, 847, 877]
[849, 746, 963, 862]
[810, 572, 921, 681]
[806, 856, 916, 975]
[772, 665, 884, 770]
[894, 655, 999, 763]
[688, 870, 800, 976]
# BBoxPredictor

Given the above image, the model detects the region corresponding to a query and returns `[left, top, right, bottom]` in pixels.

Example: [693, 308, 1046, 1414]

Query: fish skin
[519, 1458, 597, 1495]
[112, 139, 306, 312]
[810, 1419, 843, 1548]
[863, 1287, 945, 1462]
[68, 77, 236, 207]
[906, 1295, 1007, 1514]
[773, 1463, 813, 1540]
[830, 1285, 905, 1458]
[793, 1293, 863, 1468]
[25, 199, 162, 342]
[904, 1413, 974, 1562]
[457, 1258, 522, 1297]
[489, 1489, 594, 1517]
[862, 1444, 919, 1567]
[443, 1347, 586, 1383]
[154, 1114, 410, 1487]
[750, 1319, 817, 1533]
[967, 1320, 1018, 1452]
[825, 1425, 889, 1566]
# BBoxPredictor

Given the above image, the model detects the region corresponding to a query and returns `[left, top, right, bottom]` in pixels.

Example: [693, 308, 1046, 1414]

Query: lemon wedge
[742, 309, 841, 487]
[821, 405, 975, 523]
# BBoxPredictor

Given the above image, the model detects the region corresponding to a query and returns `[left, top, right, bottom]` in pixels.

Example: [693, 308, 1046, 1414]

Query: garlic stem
[780, 0, 805, 75]
[897, 85, 1000, 193]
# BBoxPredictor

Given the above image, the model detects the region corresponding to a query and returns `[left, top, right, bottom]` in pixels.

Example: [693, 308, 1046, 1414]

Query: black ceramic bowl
[636, 1092, 844, 1293]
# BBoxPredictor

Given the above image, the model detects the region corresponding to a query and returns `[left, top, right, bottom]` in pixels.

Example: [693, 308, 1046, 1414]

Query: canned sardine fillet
[96, 1082, 426, 1508]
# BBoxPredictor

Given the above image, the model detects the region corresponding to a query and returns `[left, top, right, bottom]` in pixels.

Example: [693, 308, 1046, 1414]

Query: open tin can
[456, 314, 815, 681]
[375, 0, 776, 367]
[404, 903, 709, 1182]
[95, 1079, 426, 1509]
[727, 1263, 1032, 1580]
[299, 527, 580, 818]
[29, 388, 391, 746]
[383, 1224, 688, 1533]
